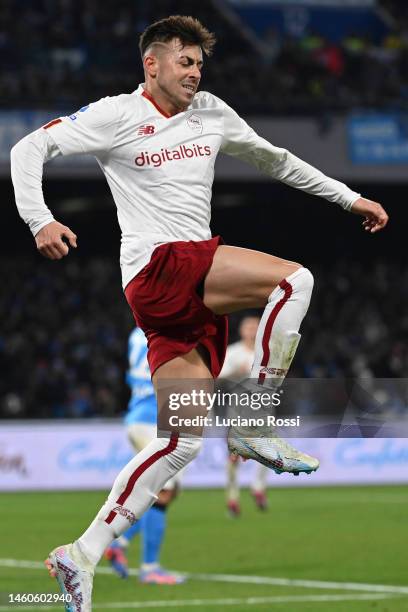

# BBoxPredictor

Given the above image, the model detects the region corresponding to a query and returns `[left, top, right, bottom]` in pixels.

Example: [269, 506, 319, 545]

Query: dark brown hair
[139, 15, 216, 57]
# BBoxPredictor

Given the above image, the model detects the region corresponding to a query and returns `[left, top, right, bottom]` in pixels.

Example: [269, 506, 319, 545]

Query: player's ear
[144, 54, 158, 78]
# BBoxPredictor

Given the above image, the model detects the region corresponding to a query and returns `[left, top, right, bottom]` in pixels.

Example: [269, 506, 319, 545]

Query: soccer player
[220, 315, 269, 516]
[10, 15, 388, 610]
[105, 327, 184, 584]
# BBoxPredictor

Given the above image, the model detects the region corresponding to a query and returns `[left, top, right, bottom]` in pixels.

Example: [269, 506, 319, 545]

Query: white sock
[141, 562, 160, 572]
[252, 464, 269, 493]
[226, 458, 240, 502]
[251, 267, 313, 386]
[75, 434, 202, 567]
[117, 535, 129, 548]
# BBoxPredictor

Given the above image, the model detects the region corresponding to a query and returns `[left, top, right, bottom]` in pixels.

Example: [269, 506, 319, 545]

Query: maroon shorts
[124, 236, 228, 378]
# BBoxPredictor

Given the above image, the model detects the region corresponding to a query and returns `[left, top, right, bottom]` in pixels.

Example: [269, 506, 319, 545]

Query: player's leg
[80, 350, 208, 564]
[136, 348, 210, 584]
[124, 423, 185, 584]
[205, 246, 309, 382]
[139, 483, 185, 584]
[106, 421, 184, 583]
[226, 454, 241, 517]
[204, 245, 302, 313]
[45, 348, 210, 607]
[105, 423, 153, 578]
[205, 245, 312, 387]
[250, 464, 269, 511]
[105, 521, 140, 578]
[83, 349, 209, 561]
[204, 246, 319, 474]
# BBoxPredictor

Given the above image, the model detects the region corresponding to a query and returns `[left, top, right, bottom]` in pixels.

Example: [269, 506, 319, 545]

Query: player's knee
[290, 267, 314, 297]
[158, 489, 175, 505]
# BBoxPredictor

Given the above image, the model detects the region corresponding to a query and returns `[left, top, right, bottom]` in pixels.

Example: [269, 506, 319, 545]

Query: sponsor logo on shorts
[138, 124, 156, 135]
[135, 143, 212, 168]
[112, 505, 137, 525]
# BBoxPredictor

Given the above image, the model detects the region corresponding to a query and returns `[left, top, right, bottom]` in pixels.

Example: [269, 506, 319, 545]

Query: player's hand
[35, 221, 77, 259]
[350, 197, 388, 234]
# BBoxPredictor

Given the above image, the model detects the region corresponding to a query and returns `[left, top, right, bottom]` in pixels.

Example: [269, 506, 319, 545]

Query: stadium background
[1, 1, 408, 610]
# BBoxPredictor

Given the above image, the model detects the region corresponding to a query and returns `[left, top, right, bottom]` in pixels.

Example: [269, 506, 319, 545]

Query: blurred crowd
[0, 0, 251, 111]
[0, 257, 133, 419]
[1, 256, 407, 419]
[1, 0, 408, 114]
[295, 260, 408, 380]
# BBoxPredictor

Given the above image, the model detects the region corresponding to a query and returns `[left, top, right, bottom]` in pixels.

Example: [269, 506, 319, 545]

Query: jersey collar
[135, 84, 171, 119]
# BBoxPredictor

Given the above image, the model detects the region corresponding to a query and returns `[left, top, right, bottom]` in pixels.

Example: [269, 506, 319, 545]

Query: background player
[105, 327, 184, 585]
[220, 315, 269, 516]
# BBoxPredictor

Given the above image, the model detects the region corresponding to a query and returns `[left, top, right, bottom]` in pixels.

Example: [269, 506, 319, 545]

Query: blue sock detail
[122, 520, 142, 543]
[141, 506, 166, 565]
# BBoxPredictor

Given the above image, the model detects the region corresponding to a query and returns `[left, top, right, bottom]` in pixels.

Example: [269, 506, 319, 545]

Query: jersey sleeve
[10, 128, 60, 236]
[43, 97, 121, 156]
[10, 96, 122, 237]
[220, 101, 360, 211]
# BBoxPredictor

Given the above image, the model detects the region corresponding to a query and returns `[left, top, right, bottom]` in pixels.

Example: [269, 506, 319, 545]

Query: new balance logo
[138, 124, 155, 135]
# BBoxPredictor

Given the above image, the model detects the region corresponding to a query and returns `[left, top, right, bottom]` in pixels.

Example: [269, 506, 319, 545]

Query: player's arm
[220, 102, 388, 232]
[10, 129, 77, 259]
[10, 98, 121, 259]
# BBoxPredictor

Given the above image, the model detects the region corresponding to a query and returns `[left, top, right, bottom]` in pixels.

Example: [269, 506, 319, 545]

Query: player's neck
[143, 84, 187, 117]
[243, 339, 255, 351]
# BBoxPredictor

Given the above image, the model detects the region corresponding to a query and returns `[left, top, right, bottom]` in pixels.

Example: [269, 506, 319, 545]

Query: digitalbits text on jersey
[135, 144, 212, 168]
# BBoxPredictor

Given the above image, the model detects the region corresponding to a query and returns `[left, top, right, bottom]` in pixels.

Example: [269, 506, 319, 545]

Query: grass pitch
[1, 485, 408, 611]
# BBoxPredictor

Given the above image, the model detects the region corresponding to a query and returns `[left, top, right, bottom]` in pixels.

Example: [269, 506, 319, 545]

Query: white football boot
[228, 425, 319, 476]
[45, 544, 93, 611]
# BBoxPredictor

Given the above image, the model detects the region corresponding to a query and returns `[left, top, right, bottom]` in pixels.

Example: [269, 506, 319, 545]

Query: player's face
[239, 317, 260, 345]
[155, 39, 203, 112]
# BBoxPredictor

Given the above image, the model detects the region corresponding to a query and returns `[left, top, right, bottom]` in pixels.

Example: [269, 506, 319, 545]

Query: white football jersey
[11, 84, 360, 288]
